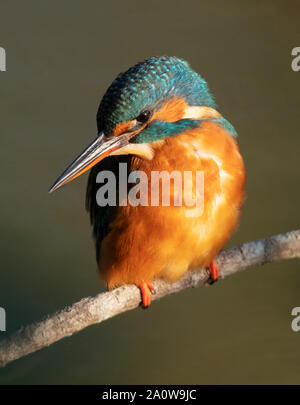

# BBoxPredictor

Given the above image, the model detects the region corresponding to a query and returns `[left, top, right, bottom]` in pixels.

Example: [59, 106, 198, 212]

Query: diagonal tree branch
[0, 229, 299, 367]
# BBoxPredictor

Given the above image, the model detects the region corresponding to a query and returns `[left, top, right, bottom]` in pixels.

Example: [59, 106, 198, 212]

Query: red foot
[207, 259, 219, 285]
[139, 282, 155, 308]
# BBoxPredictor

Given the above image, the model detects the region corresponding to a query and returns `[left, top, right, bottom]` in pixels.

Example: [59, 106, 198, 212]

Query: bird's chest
[128, 123, 245, 263]
[99, 123, 245, 284]
[130, 127, 225, 212]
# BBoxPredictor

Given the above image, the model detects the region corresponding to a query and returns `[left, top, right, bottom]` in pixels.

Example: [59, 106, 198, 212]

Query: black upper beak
[49, 132, 129, 193]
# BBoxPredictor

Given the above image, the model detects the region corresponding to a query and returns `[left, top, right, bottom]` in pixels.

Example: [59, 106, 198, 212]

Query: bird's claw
[139, 281, 155, 308]
[205, 259, 219, 286]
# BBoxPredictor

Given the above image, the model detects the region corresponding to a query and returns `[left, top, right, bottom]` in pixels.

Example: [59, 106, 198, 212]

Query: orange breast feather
[99, 121, 246, 289]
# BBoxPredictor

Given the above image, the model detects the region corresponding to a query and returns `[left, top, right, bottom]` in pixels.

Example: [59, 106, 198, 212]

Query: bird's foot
[138, 281, 155, 308]
[206, 259, 219, 285]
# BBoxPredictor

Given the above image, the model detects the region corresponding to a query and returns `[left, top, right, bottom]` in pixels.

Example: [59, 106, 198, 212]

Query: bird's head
[49, 56, 217, 192]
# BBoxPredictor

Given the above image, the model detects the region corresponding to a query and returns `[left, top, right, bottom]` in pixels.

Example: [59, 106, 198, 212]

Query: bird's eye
[136, 110, 152, 123]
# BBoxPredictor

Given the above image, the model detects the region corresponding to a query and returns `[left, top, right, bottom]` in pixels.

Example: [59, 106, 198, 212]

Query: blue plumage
[212, 117, 238, 139]
[134, 119, 200, 143]
[134, 117, 238, 143]
[97, 56, 216, 135]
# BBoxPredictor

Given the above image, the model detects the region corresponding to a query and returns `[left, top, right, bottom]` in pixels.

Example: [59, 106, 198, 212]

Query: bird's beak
[49, 131, 130, 193]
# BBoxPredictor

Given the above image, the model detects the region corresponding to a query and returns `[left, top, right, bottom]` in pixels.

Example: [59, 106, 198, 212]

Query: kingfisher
[49, 56, 246, 307]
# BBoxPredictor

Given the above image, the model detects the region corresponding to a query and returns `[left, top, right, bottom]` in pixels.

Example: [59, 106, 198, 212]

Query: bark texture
[0, 230, 299, 367]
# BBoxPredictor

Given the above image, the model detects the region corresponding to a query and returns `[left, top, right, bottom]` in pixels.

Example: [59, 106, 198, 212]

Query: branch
[1, 230, 299, 367]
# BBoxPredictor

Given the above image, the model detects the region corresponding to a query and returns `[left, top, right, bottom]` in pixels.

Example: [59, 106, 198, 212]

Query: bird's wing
[86, 155, 132, 263]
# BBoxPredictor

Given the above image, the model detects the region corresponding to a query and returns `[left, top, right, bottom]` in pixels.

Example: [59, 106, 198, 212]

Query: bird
[49, 56, 246, 307]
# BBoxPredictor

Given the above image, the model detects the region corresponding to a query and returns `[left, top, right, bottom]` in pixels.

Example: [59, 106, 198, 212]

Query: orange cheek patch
[113, 121, 132, 136]
[152, 97, 188, 122]
[113, 97, 187, 136]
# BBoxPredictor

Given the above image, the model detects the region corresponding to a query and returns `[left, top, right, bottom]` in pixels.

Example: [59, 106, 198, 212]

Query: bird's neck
[111, 106, 238, 161]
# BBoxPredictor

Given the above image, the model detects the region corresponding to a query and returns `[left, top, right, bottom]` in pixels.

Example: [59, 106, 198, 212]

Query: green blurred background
[0, 0, 299, 384]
